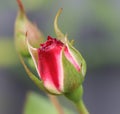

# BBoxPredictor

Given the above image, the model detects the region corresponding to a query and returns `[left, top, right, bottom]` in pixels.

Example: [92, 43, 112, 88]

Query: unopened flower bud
[27, 35, 86, 94]
[15, 0, 44, 57]
[26, 9, 86, 95]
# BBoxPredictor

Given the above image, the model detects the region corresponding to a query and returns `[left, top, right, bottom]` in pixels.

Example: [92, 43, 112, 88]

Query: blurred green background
[0, 0, 120, 114]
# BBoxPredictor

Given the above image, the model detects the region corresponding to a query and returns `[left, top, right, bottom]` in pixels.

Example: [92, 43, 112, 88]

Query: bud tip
[17, 0, 25, 13]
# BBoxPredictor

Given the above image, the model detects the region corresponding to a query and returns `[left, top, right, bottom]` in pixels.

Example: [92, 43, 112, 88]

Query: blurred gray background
[0, 0, 120, 114]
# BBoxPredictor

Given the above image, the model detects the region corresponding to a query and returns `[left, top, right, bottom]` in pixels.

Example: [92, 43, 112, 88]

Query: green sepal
[19, 54, 45, 91]
[67, 41, 87, 77]
[62, 50, 84, 93]
[54, 8, 65, 41]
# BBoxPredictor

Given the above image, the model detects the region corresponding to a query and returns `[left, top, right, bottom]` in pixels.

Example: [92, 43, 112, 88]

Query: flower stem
[75, 100, 89, 114]
[47, 94, 65, 114]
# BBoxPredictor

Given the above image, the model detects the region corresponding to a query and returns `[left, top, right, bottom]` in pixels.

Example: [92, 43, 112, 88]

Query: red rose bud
[27, 35, 86, 94]
[15, 0, 44, 57]
[25, 9, 86, 95]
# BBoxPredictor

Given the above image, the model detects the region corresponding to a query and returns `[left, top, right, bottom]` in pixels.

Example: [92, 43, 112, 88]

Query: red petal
[37, 36, 64, 93]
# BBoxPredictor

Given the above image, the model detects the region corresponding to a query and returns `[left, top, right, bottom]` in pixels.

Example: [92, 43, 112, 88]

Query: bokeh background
[0, 0, 120, 114]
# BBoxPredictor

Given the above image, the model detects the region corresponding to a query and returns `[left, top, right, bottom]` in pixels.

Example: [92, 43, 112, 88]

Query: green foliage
[24, 92, 57, 114]
[24, 92, 74, 114]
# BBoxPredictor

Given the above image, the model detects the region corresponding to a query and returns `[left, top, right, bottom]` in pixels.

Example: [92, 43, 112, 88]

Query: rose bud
[15, 0, 44, 57]
[26, 9, 86, 95]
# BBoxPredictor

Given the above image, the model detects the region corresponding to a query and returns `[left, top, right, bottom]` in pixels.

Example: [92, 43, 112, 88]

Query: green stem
[75, 100, 89, 114]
